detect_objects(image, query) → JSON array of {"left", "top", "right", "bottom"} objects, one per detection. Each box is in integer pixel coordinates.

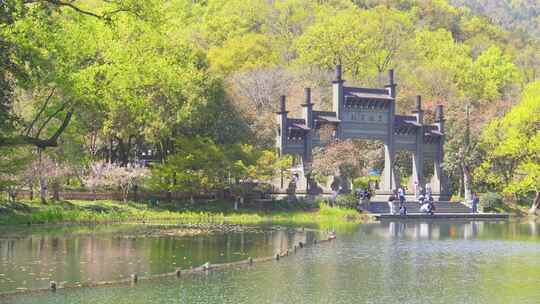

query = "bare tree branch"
[
  {"left": 23, "top": 0, "right": 127, "bottom": 20},
  {"left": 47, "top": 0, "right": 103, "bottom": 18},
  {"left": 0, "top": 111, "right": 73, "bottom": 148},
  {"left": 24, "top": 87, "right": 56, "bottom": 136},
  {"left": 35, "top": 102, "right": 67, "bottom": 138},
  {"left": 229, "top": 67, "right": 294, "bottom": 114}
]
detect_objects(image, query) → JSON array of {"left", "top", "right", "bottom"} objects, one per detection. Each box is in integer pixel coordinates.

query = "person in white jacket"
[{"left": 388, "top": 195, "right": 395, "bottom": 215}]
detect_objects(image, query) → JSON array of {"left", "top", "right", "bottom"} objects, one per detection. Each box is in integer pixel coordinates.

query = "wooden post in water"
[
  {"left": 50, "top": 281, "right": 57, "bottom": 292},
  {"left": 175, "top": 268, "right": 181, "bottom": 278},
  {"left": 248, "top": 257, "right": 253, "bottom": 265},
  {"left": 299, "top": 241, "right": 303, "bottom": 248},
  {"left": 131, "top": 274, "right": 138, "bottom": 284},
  {"left": 275, "top": 253, "right": 280, "bottom": 261}
]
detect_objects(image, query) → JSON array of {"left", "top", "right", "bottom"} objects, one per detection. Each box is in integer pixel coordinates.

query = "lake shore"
[{"left": 0, "top": 199, "right": 370, "bottom": 226}]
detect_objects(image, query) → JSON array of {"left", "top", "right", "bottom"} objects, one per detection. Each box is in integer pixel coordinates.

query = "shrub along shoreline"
[{"left": 0, "top": 199, "right": 368, "bottom": 226}]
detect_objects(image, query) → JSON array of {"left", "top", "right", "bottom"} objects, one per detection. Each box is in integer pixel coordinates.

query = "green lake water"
[{"left": 1, "top": 220, "right": 540, "bottom": 303}]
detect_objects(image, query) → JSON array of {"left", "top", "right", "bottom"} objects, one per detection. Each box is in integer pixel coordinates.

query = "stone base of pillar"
[
  {"left": 431, "top": 192, "right": 452, "bottom": 201},
  {"left": 372, "top": 190, "right": 395, "bottom": 202},
  {"left": 379, "top": 170, "right": 399, "bottom": 193}
]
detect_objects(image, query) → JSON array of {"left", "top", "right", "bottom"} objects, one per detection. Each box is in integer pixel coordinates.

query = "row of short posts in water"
[{"left": 47, "top": 233, "right": 336, "bottom": 291}]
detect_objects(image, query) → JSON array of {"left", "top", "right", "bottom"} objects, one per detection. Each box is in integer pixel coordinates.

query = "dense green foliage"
[
  {"left": 477, "top": 82, "right": 540, "bottom": 213},
  {"left": 1, "top": 0, "right": 539, "bottom": 212}
]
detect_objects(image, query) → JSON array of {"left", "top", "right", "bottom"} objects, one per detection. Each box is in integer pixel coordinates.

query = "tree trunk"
[
  {"left": 109, "top": 137, "right": 114, "bottom": 164},
  {"left": 462, "top": 104, "right": 472, "bottom": 202},
  {"left": 118, "top": 137, "right": 127, "bottom": 166},
  {"left": 463, "top": 164, "right": 472, "bottom": 202},
  {"left": 52, "top": 181, "right": 60, "bottom": 201},
  {"left": 122, "top": 187, "right": 128, "bottom": 203},
  {"left": 9, "top": 190, "right": 16, "bottom": 203},
  {"left": 458, "top": 170, "right": 464, "bottom": 198},
  {"left": 133, "top": 184, "right": 138, "bottom": 202},
  {"left": 38, "top": 149, "right": 47, "bottom": 204},
  {"left": 528, "top": 191, "right": 540, "bottom": 215},
  {"left": 377, "top": 69, "right": 384, "bottom": 87},
  {"left": 127, "top": 135, "right": 133, "bottom": 164},
  {"left": 29, "top": 184, "right": 34, "bottom": 200},
  {"left": 39, "top": 176, "right": 47, "bottom": 204},
  {"left": 159, "top": 140, "right": 166, "bottom": 163}
]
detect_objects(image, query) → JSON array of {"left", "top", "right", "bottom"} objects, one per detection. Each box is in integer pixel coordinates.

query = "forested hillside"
[
  {"left": 451, "top": 0, "right": 540, "bottom": 39},
  {"left": 1, "top": 0, "right": 539, "bottom": 211}
]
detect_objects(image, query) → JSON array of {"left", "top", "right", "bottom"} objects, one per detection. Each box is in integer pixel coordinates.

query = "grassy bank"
[{"left": 0, "top": 199, "right": 368, "bottom": 226}]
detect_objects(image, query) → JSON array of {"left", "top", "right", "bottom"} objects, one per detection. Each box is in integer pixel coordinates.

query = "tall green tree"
[
  {"left": 295, "top": 5, "right": 413, "bottom": 80},
  {"left": 477, "top": 82, "right": 540, "bottom": 213}
]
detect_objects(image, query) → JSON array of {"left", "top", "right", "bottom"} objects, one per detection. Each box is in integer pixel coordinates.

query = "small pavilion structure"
[{"left": 276, "top": 65, "right": 449, "bottom": 200}]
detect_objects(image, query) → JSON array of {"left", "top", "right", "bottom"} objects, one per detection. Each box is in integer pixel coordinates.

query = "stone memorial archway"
[{"left": 276, "top": 65, "right": 450, "bottom": 200}]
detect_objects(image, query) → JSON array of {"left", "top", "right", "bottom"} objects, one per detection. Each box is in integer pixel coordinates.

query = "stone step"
[
  {"left": 368, "top": 205, "right": 470, "bottom": 209},
  {"left": 369, "top": 208, "right": 470, "bottom": 211},
  {"left": 363, "top": 201, "right": 471, "bottom": 214},
  {"left": 375, "top": 213, "right": 509, "bottom": 220},
  {"left": 368, "top": 206, "right": 471, "bottom": 210},
  {"left": 370, "top": 210, "right": 471, "bottom": 214},
  {"left": 369, "top": 205, "right": 471, "bottom": 209}
]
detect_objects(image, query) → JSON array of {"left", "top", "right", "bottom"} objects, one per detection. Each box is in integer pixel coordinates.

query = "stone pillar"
[
  {"left": 332, "top": 65, "right": 344, "bottom": 138},
  {"left": 276, "top": 95, "right": 288, "bottom": 156},
  {"left": 381, "top": 69, "right": 397, "bottom": 192},
  {"left": 431, "top": 105, "right": 447, "bottom": 198},
  {"left": 413, "top": 95, "right": 423, "bottom": 125},
  {"left": 411, "top": 95, "right": 424, "bottom": 194},
  {"left": 380, "top": 144, "right": 398, "bottom": 192},
  {"left": 302, "top": 88, "right": 313, "bottom": 163},
  {"left": 302, "top": 88, "right": 314, "bottom": 192}
]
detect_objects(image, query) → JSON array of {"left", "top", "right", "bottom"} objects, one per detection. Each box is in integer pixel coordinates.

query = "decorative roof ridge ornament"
[
  {"left": 276, "top": 95, "right": 288, "bottom": 114},
  {"left": 333, "top": 64, "right": 344, "bottom": 83},
  {"left": 412, "top": 95, "right": 423, "bottom": 113},
  {"left": 435, "top": 104, "right": 444, "bottom": 122},
  {"left": 384, "top": 69, "right": 397, "bottom": 99},
  {"left": 301, "top": 87, "right": 313, "bottom": 107}
]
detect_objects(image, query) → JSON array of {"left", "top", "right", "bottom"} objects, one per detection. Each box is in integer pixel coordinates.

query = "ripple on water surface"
[{"left": 1, "top": 220, "right": 540, "bottom": 304}]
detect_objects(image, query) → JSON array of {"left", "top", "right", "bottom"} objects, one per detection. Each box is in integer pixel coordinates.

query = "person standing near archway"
[
  {"left": 398, "top": 186, "right": 406, "bottom": 215},
  {"left": 471, "top": 193, "right": 479, "bottom": 214},
  {"left": 425, "top": 183, "right": 432, "bottom": 198},
  {"left": 388, "top": 194, "right": 395, "bottom": 215}
]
